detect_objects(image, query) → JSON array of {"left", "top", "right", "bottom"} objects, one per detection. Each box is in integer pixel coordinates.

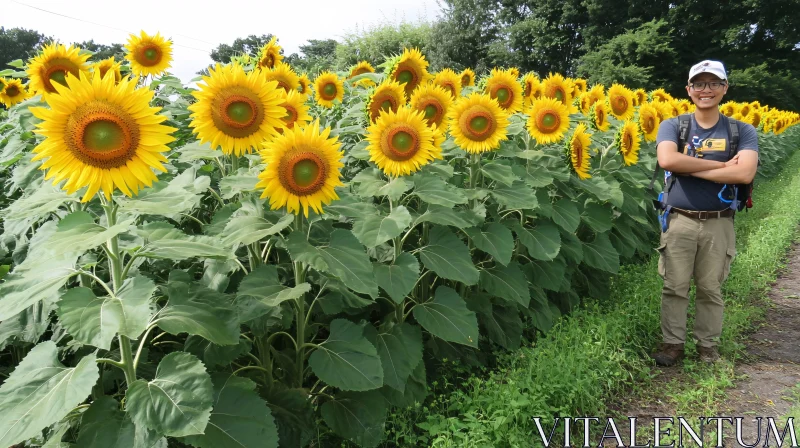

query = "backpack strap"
[
  {"left": 727, "top": 115, "right": 740, "bottom": 156},
  {"left": 648, "top": 114, "right": 693, "bottom": 191}
]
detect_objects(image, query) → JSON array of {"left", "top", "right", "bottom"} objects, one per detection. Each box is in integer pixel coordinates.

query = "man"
[{"left": 651, "top": 60, "right": 759, "bottom": 366}]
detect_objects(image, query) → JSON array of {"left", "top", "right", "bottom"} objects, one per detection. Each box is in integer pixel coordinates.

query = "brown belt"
[{"left": 670, "top": 207, "right": 735, "bottom": 220}]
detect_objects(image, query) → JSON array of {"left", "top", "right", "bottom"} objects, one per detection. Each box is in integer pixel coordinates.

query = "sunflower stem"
[
  {"left": 231, "top": 153, "right": 240, "bottom": 173},
  {"left": 103, "top": 202, "right": 138, "bottom": 387},
  {"left": 293, "top": 213, "right": 308, "bottom": 388}
]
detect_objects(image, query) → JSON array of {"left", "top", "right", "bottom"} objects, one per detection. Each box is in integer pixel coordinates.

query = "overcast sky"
[{"left": 4, "top": 0, "right": 441, "bottom": 82}]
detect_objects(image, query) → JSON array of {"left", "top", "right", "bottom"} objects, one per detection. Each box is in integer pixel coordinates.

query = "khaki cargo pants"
[{"left": 657, "top": 213, "right": 736, "bottom": 348}]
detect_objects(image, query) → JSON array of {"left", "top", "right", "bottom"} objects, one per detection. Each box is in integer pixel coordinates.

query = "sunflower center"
[
  {"left": 624, "top": 134, "right": 633, "bottom": 154},
  {"left": 42, "top": 58, "right": 81, "bottom": 93},
  {"left": 351, "top": 67, "right": 370, "bottom": 77},
  {"left": 137, "top": 45, "right": 162, "bottom": 67},
  {"left": 280, "top": 149, "right": 328, "bottom": 196},
  {"left": 613, "top": 97, "right": 628, "bottom": 115},
  {"left": 459, "top": 107, "right": 497, "bottom": 142},
  {"left": 49, "top": 70, "right": 68, "bottom": 87},
  {"left": 397, "top": 70, "right": 413, "bottom": 84},
  {"left": 211, "top": 88, "right": 265, "bottom": 138},
  {"left": 5, "top": 85, "right": 20, "bottom": 97},
  {"left": 524, "top": 83, "right": 532, "bottom": 97},
  {"left": 65, "top": 101, "right": 140, "bottom": 169},
  {"left": 496, "top": 88, "right": 510, "bottom": 105},
  {"left": 383, "top": 125, "right": 421, "bottom": 161},
  {"left": 282, "top": 105, "right": 298, "bottom": 129},
  {"left": 424, "top": 104, "right": 438, "bottom": 119},
  {"left": 555, "top": 89, "right": 564, "bottom": 102},
  {"left": 537, "top": 111, "right": 560, "bottom": 133},
  {"left": 419, "top": 100, "right": 444, "bottom": 126},
  {"left": 321, "top": 83, "right": 338, "bottom": 100},
  {"left": 381, "top": 100, "right": 393, "bottom": 111},
  {"left": 461, "top": 75, "right": 470, "bottom": 86},
  {"left": 573, "top": 141, "right": 583, "bottom": 166},
  {"left": 646, "top": 117, "right": 655, "bottom": 132},
  {"left": 443, "top": 83, "right": 456, "bottom": 97}
]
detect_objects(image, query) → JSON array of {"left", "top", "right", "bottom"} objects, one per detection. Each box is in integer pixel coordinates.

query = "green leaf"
[
  {"left": 523, "top": 258, "right": 567, "bottom": 291},
  {"left": 412, "top": 286, "right": 478, "bottom": 347},
  {"left": 321, "top": 391, "right": 387, "bottom": 448},
  {"left": 183, "top": 374, "right": 279, "bottom": 448},
  {"left": 156, "top": 271, "right": 239, "bottom": 345},
  {"left": 491, "top": 181, "right": 539, "bottom": 209},
  {"left": 0, "top": 185, "right": 77, "bottom": 221},
  {"left": 0, "top": 342, "right": 99, "bottom": 447},
  {"left": 550, "top": 198, "right": 581, "bottom": 232},
  {"left": 351, "top": 168, "right": 387, "bottom": 197},
  {"left": 76, "top": 396, "right": 164, "bottom": 448},
  {"left": 380, "top": 360, "right": 428, "bottom": 408},
  {"left": 481, "top": 162, "right": 519, "bottom": 187},
  {"left": 413, "top": 204, "right": 483, "bottom": 229},
  {"left": 351, "top": 206, "right": 412, "bottom": 248},
  {"left": 318, "top": 230, "right": 380, "bottom": 297},
  {"left": 377, "top": 176, "right": 412, "bottom": 202},
  {"left": 219, "top": 170, "right": 260, "bottom": 199},
  {"left": 0, "top": 256, "right": 76, "bottom": 321},
  {"left": 176, "top": 141, "right": 222, "bottom": 163},
  {"left": 466, "top": 294, "right": 522, "bottom": 350},
  {"left": 411, "top": 172, "right": 468, "bottom": 207},
  {"left": 222, "top": 214, "right": 294, "bottom": 247},
  {"left": 308, "top": 319, "right": 383, "bottom": 391},
  {"left": 137, "top": 222, "right": 232, "bottom": 260},
  {"left": 116, "top": 168, "right": 211, "bottom": 218},
  {"left": 479, "top": 262, "right": 530, "bottom": 307},
  {"left": 512, "top": 221, "right": 561, "bottom": 261},
  {"left": 581, "top": 202, "right": 614, "bottom": 233},
  {"left": 57, "top": 277, "right": 155, "bottom": 350},
  {"left": 464, "top": 223, "right": 514, "bottom": 266},
  {"left": 184, "top": 336, "right": 252, "bottom": 368},
  {"left": 419, "top": 226, "right": 479, "bottom": 285},
  {"left": 515, "top": 163, "right": 555, "bottom": 188},
  {"left": 370, "top": 323, "right": 423, "bottom": 392},
  {"left": 285, "top": 232, "right": 328, "bottom": 272},
  {"left": 236, "top": 265, "right": 310, "bottom": 309},
  {"left": 559, "top": 230, "right": 584, "bottom": 263},
  {"left": 324, "top": 190, "right": 378, "bottom": 219},
  {"left": 48, "top": 211, "right": 133, "bottom": 258},
  {"left": 126, "top": 352, "right": 213, "bottom": 437},
  {"left": 535, "top": 189, "right": 554, "bottom": 218},
  {"left": 373, "top": 252, "right": 420, "bottom": 304},
  {"left": 582, "top": 233, "right": 620, "bottom": 274}
]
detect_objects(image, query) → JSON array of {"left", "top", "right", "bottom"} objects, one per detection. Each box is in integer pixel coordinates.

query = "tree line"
[{"left": 2, "top": 0, "right": 798, "bottom": 110}]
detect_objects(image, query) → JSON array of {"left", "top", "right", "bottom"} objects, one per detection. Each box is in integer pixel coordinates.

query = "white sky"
[{"left": 3, "top": 0, "right": 441, "bottom": 83}]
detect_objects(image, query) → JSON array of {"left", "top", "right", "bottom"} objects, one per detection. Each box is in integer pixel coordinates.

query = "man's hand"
[
  {"left": 691, "top": 150, "right": 758, "bottom": 184},
  {"left": 725, "top": 154, "right": 740, "bottom": 167}
]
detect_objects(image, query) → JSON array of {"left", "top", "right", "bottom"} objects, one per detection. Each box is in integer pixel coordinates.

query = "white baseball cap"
[{"left": 688, "top": 60, "right": 727, "bottom": 82}]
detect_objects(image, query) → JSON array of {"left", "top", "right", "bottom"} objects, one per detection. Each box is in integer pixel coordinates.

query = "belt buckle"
[{"left": 697, "top": 211, "right": 708, "bottom": 221}]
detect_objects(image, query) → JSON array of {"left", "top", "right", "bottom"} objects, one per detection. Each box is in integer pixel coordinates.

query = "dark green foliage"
[
  {"left": 210, "top": 34, "right": 275, "bottom": 63},
  {"left": 76, "top": 40, "right": 125, "bottom": 62},
  {"left": 0, "top": 27, "right": 50, "bottom": 70}
]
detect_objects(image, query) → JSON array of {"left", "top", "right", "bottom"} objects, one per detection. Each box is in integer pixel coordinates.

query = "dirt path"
[{"left": 601, "top": 242, "right": 800, "bottom": 447}]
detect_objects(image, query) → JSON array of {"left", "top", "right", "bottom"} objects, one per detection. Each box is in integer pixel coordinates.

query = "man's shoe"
[
  {"left": 697, "top": 345, "right": 720, "bottom": 363},
  {"left": 651, "top": 343, "right": 685, "bottom": 367}
]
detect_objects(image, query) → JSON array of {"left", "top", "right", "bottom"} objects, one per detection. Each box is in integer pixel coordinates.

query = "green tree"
[
  {"left": 284, "top": 39, "right": 337, "bottom": 75},
  {"left": 334, "top": 21, "right": 433, "bottom": 72},
  {"left": 0, "top": 27, "right": 50, "bottom": 69},
  {"left": 76, "top": 40, "right": 125, "bottom": 62},
  {"left": 210, "top": 34, "right": 275, "bottom": 63},
  {"left": 426, "top": 0, "right": 501, "bottom": 73}
]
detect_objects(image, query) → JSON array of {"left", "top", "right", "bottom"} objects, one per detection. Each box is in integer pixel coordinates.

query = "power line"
[{"left": 8, "top": 0, "right": 213, "bottom": 54}]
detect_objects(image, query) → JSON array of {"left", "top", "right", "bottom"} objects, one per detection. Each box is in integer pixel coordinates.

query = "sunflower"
[
  {"left": 279, "top": 89, "right": 312, "bottom": 132},
  {"left": 484, "top": 68, "right": 523, "bottom": 113},
  {"left": 298, "top": 73, "right": 311, "bottom": 96},
  {"left": 348, "top": 61, "right": 376, "bottom": 88},
  {"left": 0, "top": 77, "right": 5, "bottom": 94},
  {"left": 589, "top": 101, "right": 611, "bottom": 132},
  {"left": 264, "top": 62, "right": 300, "bottom": 94},
  {"left": 522, "top": 73, "right": 541, "bottom": 105},
  {"left": 30, "top": 71, "right": 175, "bottom": 202},
  {"left": 739, "top": 103, "right": 752, "bottom": 118},
  {"left": 541, "top": 73, "right": 573, "bottom": 107},
  {"left": 410, "top": 83, "right": 453, "bottom": 127},
  {"left": 256, "top": 121, "right": 344, "bottom": 217},
  {"left": 772, "top": 118, "right": 787, "bottom": 135},
  {"left": 27, "top": 43, "right": 89, "bottom": 96},
  {"left": 617, "top": 121, "right": 641, "bottom": 166},
  {"left": 188, "top": 63, "right": 286, "bottom": 156},
  {"left": 586, "top": 84, "right": 605, "bottom": 109},
  {"left": 385, "top": 48, "right": 430, "bottom": 97},
  {"left": 313, "top": 71, "right": 344, "bottom": 108},
  {"left": 433, "top": 68, "right": 462, "bottom": 99},
  {"left": 460, "top": 68, "right": 476, "bottom": 88},
  {"left": 526, "top": 97, "right": 570, "bottom": 145},
  {"left": 124, "top": 31, "right": 172, "bottom": 77},
  {"left": 633, "top": 88, "right": 647, "bottom": 106},
  {"left": 650, "top": 88, "right": 673, "bottom": 103},
  {"left": 667, "top": 100, "right": 681, "bottom": 118},
  {"left": 447, "top": 92, "right": 510, "bottom": 154},
  {"left": 606, "top": 84, "right": 635, "bottom": 121},
  {"left": 365, "top": 81, "right": 407, "bottom": 123},
  {"left": 748, "top": 109, "right": 762, "bottom": 128},
  {"left": 577, "top": 93, "right": 593, "bottom": 115},
  {"left": 638, "top": 102, "right": 660, "bottom": 142},
  {"left": 92, "top": 57, "right": 122, "bottom": 84},
  {"left": 257, "top": 36, "right": 283, "bottom": 70},
  {"left": 719, "top": 101, "right": 738, "bottom": 117},
  {"left": 366, "top": 107, "right": 442, "bottom": 177},
  {"left": 572, "top": 78, "right": 588, "bottom": 95},
  {"left": 565, "top": 123, "right": 592, "bottom": 180},
  {"left": 509, "top": 67, "right": 520, "bottom": 79},
  {"left": 0, "top": 78, "right": 32, "bottom": 107},
  {"left": 676, "top": 99, "right": 693, "bottom": 114}
]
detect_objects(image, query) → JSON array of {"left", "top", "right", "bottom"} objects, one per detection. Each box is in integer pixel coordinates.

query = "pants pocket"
[
  {"left": 720, "top": 247, "right": 736, "bottom": 283},
  {"left": 657, "top": 243, "right": 668, "bottom": 279}
]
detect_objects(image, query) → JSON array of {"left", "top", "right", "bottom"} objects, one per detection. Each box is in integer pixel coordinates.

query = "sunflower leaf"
[
  {"left": 222, "top": 214, "right": 294, "bottom": 247},
  {"left": 351, "top": 206, "right": 412, "bottom": 248},
  {"left": 308, "top": 319, "right": 383, "bottom": 391},
  {"left": 116, "top": 168, "right": 210, "bottom": 218},
  {"left": 581, "top": 201, "right": 614, "bottom": 233},
  {"left": 320, "top": 390, "right": 387, "bottom": 448},
  {"left": 582, "top": 232, "right": 620, "bottom": 274},
  {"left": 550, "top": 198, "right": 581, "bottom": 233},
  {"left": 219, "top": 168, "right": 260, "bottom": 199},
  {"left": 511, "top": 221, "right": 561, "bottom": 261},
  {"left": 411, "top": 172, "right": 468, "bottom": 207},
  {"left": 48, "top": 211, "right": 134, "bottom": 258},
  {"left": 374, "top": 252, "right": 420, "bottom": 304},
  {"left": 413, "top": 204, "right": 483, "bottom": 229},
  {"left": 418, "top": 226, "right": 479, "bottom": 285},
  {"left": 76, "top": 396, "right": 165, "bottom": 448},
  {"left": 479, "top": 262, "right": 530, "bottom": 307},
  {"left": 463, "top": 223, "right": 514, "bottom": 266},
  {"left": 480, "top": 161, "right": 519, "bottom": 187},
  {"left": 412, "top": 286, "right": 478, "bottom": 347},
  {"left": 137, "top": 222, "right": 233, "bottom": 260},
  {"left": 491, "top": 181, "right": 539, "bottom": 210}
]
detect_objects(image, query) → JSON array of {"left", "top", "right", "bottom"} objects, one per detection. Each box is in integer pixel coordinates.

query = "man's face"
[{"left": 686, "top": 73, "right": 728, "bottom": 110}]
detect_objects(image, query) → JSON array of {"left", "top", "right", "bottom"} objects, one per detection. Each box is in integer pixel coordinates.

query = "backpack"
[{"left": 649, "top": 113, "right": 753, "bottom": 212}]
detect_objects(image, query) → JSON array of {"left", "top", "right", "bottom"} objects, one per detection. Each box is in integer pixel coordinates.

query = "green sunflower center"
[
  {"left": 212, "top": 89, "right": 265, "bottom": 138},
  {"left": 383, "top": 126, "right": 421, "bottom": 161},
  {"left": 83, "top": 120, "right": 125, "bottom": 152},
  {"left": 496, "top": 88, "right": 510, "bottom": 104},
  {"left": 5, "top": 85, "right": 20, "bottom": 97},
  {"left": 470, "top": 116, "right": 489, "bottom": 132},
  {"left": 460, "top": 107, "right": 497, "bottom": 142},
  {"left": 555, "top": 90, "right": 564, "bottom": 102},
  {"left": 391, "top": 131, "right": 414, "bottom": 153},
  {"left": 293, "top": 159, "right": 321, "bottom": 188},
  {"left": 144, "top": 48, "right": 159, "bottom": 62},
  {"left": 542, "top": 113, "right": 557, "bottom": 129},
  {"left": 381, "top": 100, "right": 393, "bottom": 111},
  {"left": 323, "top": 83, "right": 337, "bottom": 98},
  {"left": 227, "top": 101, "right": 255, "bottom": 125},
  {"left": 281, "top": 150, "right": 328, "bottom": 196},
  {"left": 424, "top": 104, "right": 438, "bottom": 119},
  {"left": 137, "top": 45, "right": 162, "bottom": 67},
  {"left": 49, "top": 70, "right": 68, "bottom": 87},
  {"left": 397, "top": 70, "right": 413, "bottom": 84}
]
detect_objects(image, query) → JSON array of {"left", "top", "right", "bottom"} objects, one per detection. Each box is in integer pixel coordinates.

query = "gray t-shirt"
[{"left": 656, "top": 114, "right": 758, "bottom": 211}]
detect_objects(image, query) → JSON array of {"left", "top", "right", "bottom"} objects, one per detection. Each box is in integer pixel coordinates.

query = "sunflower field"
[{"left": 0, "top": 33, "right": 798, "bottom": 448}]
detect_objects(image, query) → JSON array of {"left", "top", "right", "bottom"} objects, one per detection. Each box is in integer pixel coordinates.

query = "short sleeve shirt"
[{"left": 656, "top": 114, "right": 758, "bottom": 211}]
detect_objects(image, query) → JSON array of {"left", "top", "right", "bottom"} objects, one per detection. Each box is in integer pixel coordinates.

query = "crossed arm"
[{"left": 656, "top": 141, "right": 759, "bottom": 184}]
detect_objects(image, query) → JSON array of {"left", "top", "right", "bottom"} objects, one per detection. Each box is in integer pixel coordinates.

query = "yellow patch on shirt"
[{"left": 701, "top": 138, "right": 727, "bottom": 152}]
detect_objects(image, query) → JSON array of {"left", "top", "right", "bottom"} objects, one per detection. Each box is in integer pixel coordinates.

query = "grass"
[{"left": 382, "top": 147, "right": 800, "bottom": 447}]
